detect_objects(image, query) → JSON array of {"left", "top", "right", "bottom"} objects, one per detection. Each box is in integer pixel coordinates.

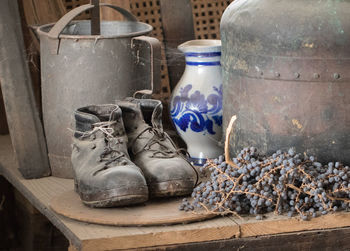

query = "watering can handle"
[
  {"left": 132, "top": 36, "right": 162, "bottom": 98},
  {"left": 47, "top": 3, "right": 137, "bottom": 39}
]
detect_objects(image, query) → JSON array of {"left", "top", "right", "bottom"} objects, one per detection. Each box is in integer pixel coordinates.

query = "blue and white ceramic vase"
[{"left": 170, "top": 40, "right": 223, "bottom": 166}]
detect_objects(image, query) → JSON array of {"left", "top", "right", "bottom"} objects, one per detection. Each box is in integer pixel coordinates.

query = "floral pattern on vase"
[{"left": 171, "top": 84, "right": 222, "bottom": 135}]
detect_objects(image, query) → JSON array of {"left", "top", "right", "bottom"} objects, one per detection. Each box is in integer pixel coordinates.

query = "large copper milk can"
[
  {"left": 221, "top": 0, "right": 350, "bottom": 163},
  {"left": 36, "top": 3, "right": 161, "bottom": 178}
]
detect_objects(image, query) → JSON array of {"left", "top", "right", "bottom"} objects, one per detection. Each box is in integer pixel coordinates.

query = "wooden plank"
[
  {"left": 14, "top": 189, "right": 40, "bottom": 215},
  {"left": 0, "top": 135, "right": 239, "bottom": 250},
  {"left": 17, "top": 0, "right": 42, "bottom": 112},
  {"left": 50, "top": 190, "right": 216, "bottom": 226},
  {"left": 231, "top": 211, "right": 350, "bottom": 238},
  {"left": 69, "top": 245, "right": 79, "bottom": 251},
  {"left": 100, "top": 0, "right": 130, "bottom": 21},
  {"left": 0, "top": 0, "right": 50, "bottom": 179},
  {"left": 0, "top": 176, "right": 17, "bottom": 249},
  {"left": 21, "top": 0, "right": 66, "bottom": 25},
  {"left": 140, "top": 227, "right": 350, "bottom": 251},
  {"left": 14, "top": 191, "right": 69, "bottom": 251},
  {"left": 0, "top": 136, "right": 80, "bottom": 247},
  {"left": 4, "top": 134, "right": 350, "bottom": 250},
  {"left": 79, "top": 221, "right": 239, "bottom": 251},
  {"left": 0, "top": 86, "right": 8, "bottom": 135},
  {"left": 160, "top": 0, "right": 195, "bottom": 91},
  {"left": 20, "top": 0, "right": 67, "bottom": 51}
]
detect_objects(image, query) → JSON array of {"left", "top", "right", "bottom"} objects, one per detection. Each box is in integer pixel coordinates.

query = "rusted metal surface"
[
  {"left": 221, "top": 0, "right": 350, "bottom": 163},
  {"left": 0, "top": 0, "right": 51, "bottom": 178},
  {"left": 37, "top": 5, "right": 161, "bottom": 178}
]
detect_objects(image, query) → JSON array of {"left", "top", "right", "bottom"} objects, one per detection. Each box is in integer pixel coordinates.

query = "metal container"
[
  {"left": 221, "top": 0, "right": 350, "bottom": 163},
  {"left": 37, "top": 4, "right": 161, "bottom": 178}
]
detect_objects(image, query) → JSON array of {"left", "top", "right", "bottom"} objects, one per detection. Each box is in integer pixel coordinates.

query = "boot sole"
[
  {"left": 75, "top": 182, "right": 148, "bottom": 208},
  {"left": 149, "top": 179, "right": 195, "bottom": 198},
  {"left": 81, "top": 193, "right": 148, "bottom": 208}
]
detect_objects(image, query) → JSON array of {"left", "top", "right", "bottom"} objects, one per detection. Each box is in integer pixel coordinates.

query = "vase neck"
[
  {"left": 178, "top": 39, "right": 222, "bottom": 66},
  {"left": 184, "top": 52, "right": 221, "bottom": 66}
]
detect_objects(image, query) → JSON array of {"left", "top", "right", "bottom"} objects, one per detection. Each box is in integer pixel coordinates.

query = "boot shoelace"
[
  {"left": 77, "top": 121, "right": 128, "bottom": 175},
  {"left": 131, "top": 126, "right": 181, "bottom": 158},
  {"left": 131, "top": 125, "right": 199, "bottom": 186}
]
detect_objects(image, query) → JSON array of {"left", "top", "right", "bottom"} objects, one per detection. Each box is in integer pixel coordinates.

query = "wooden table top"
[{"left": 2, "top": 134, "right": 350, "bottom": 250}]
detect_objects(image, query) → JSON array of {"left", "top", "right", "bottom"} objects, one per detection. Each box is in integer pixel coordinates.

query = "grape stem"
[{"left": 225, "top": 115, "right": 237, "bottom": 168}]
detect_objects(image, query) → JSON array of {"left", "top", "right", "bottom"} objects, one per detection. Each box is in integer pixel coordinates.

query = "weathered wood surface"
[
  {"left": 20, "top": 0, "right": 67, "bottom": 51},
  {"left": 50, "top": 190, "right": 216, "bottom": 226},
  {"left": 0, "top": 176, "right": 17, "bottom": 249},
  {"left": 0, "top": 0, "right": 50, "bottom": 179},
  {"left": 17, "top": 0, "right": 42, "bottom": 112},
  {"left": 0, "top": 135, "right": 239, "bottom": 250},
  {"left": 231, "top": 212, "right": 350, "bottom": 238},
  {"left": 0, "top": 87, "right": 8, "bottom": 135},
  {"left": 160, "top": 0, "right": 195, "bottom": 91},
  {"left": 20, "top": 0, "right": 66, "bottom": 25},
  {"left": 3, "top": 134, "right": 350, "bottom": 250},
  {"left": 14, "top": 189, "right": 69, "bottom": 251},
  {"left": 100, "top": 0, "right": 131, "bottom": 20},
  {"left": 142, "top": 227, "right": 350, "bottom": 251}
]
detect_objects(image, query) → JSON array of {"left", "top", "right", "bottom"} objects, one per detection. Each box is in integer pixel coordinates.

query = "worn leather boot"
[
  {"left": 71, "top": 104, "right": 148, "bottom": 207},
  {"left": 116, "top": 98, "right": 198, "bottom": 197}
]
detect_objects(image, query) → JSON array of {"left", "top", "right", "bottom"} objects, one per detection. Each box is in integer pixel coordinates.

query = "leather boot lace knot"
[
  {"left": 132, "top": 126, "right": 185, "bottom": 158},
  {"left": 77, "top": 121, "right": 127, "bottom": 175}
]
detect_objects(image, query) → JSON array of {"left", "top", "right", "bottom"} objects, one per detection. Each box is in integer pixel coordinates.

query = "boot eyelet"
[
  {"left": 90, "top": 134, "right": 96, "bottom": 140},
  {"left": 91, "top": 144, "right": 96, "bottom": 150}
]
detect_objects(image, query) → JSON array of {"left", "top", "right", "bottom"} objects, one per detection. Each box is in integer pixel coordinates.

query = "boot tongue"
[
  {"left": 75, "top": 105, "right": 120, "bottom": 133},
  {"left": 117, "top": 101, "right": 145, "bottom": 134},
  {"left": 149, "top": 102, "right": 163, "bottom": 130},
  {"left": 123, "top": 98, "right": 163, "bottom": 130}
]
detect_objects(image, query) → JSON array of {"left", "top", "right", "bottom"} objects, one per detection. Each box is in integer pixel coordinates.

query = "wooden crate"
[
  {"left": 191, "top": 0, "right": 233, "bottom": 39},
  {"left": 62, "top": 0, "right": 91, "bottom": 19}
]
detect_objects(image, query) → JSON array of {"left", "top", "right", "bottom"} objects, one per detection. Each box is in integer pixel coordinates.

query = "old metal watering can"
[{"left": 36, "top": 1, "right": 161, "bottom": 178}]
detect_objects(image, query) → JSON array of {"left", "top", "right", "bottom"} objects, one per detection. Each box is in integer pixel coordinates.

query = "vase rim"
[{"left": 178, "top": 39, "right": 221, "bottom": 52}]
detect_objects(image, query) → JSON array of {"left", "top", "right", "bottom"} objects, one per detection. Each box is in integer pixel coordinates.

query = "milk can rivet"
[
  {"left": 334, "top": 73, "right": 340, "bottom": 79},
  {"left": 275, "top": 72, "right": 280, "bottom": 78},
  {"left": 313, "top": 73, "right": 320, "bottom": 79},
  {"left": 294, "top": 73, "right": 300, "bottom": 79}
]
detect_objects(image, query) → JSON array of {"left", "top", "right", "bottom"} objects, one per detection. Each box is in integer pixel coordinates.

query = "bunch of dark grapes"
[{"left": 180, "top": 147, "right": 350, "bottom": 220}]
